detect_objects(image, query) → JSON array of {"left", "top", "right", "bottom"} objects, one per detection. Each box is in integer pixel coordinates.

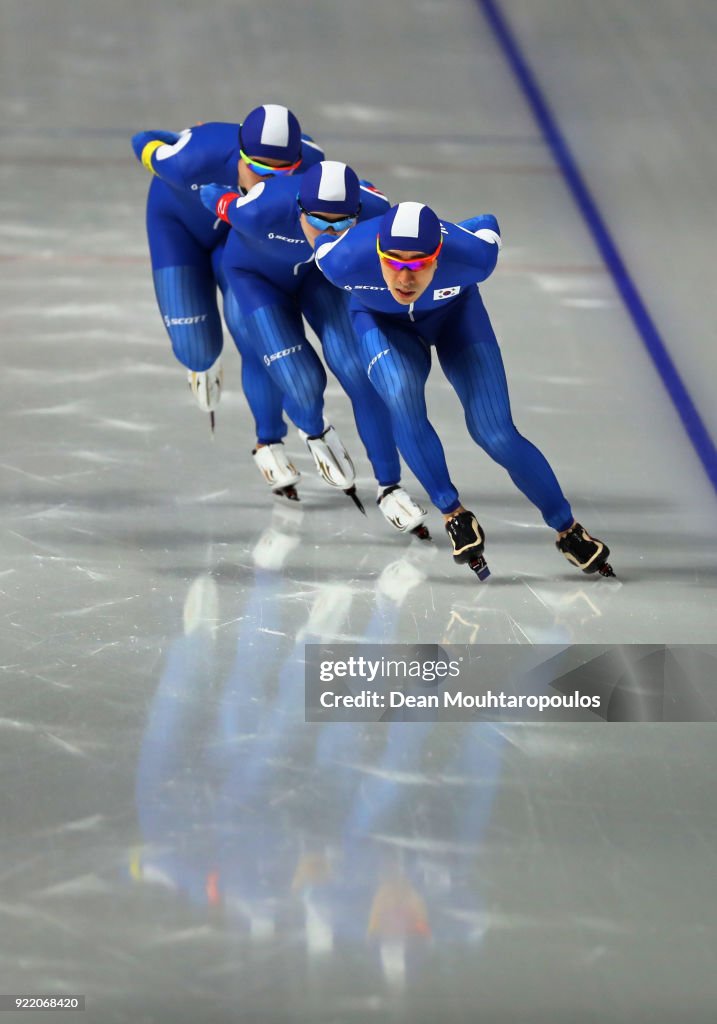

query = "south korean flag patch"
[{"left": 433, "top": 285, "right": 461, "bottom": 301}]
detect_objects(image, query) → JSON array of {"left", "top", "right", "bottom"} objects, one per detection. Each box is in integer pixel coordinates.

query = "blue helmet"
[
  {"left": 298, "top": 161, "right": 361, "bottom": 215},
  {"left": 378, "top": 202, "right": 442, "bottom": 253},
  {"left": 240, "top": 104, "right": 302, "bottom": 163}
]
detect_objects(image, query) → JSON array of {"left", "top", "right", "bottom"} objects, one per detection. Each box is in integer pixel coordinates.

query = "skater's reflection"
[
  {"left": 130, "top": 506, "right": 321, "bottom": 904},
  {"left": 129, "top": 504, "right": 362, "bottom": 905},
  {"left": 293, "top": 717, "right": 505, "bottom": 989},
  {"left": 129, "top": 516, "right": 506, "bottom": 1004},
  {"left": 441, "top": 571, "right": 621, "bottom": 645}
]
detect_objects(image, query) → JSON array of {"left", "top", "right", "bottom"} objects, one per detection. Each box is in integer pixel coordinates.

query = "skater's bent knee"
[{"left": 473, "top": 426, "right": 522, "bottom": 462}]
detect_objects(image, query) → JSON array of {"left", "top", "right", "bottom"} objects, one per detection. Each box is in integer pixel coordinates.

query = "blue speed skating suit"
[
  {"left": 131, "top": 120, "right": 323, "bottom": 444},
  {"left": 314, "top": 214, "right": 573, "bottom": 529},
  {"left": 206, "top": 177, "right": 405, "bottom": 488}
]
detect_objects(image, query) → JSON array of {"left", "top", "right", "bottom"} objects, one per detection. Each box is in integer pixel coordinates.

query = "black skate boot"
[
  {"left": 445, "top": 510, "right": 490, "bottom": 581},
  {"left": 556, "top": 522, "right": 615, "bottom": 577}
]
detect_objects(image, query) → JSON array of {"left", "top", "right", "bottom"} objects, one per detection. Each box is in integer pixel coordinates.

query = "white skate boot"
[
  {"left": 187, "top": 356, "right": 223, "bottom": 433},
  {"left": 252, "top": 443, "right": 301, "bottom": 501},
  {"left": 298, "top": 424, "right": 365, "bottom": 513},
  {"left": 377, "top": 485, "right": 431, "bottom": 540}
]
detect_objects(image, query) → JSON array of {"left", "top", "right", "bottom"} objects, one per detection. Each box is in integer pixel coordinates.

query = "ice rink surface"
[{"left": 1, "top": 1, "right": 716, "bottom": 1021}]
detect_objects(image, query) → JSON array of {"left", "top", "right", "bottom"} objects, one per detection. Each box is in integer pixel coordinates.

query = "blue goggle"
[{"left": 297, "top": 199, "right": 360, "bottom": 234}]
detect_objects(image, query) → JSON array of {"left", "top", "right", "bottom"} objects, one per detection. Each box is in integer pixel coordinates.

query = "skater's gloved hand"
[
  {"left": 131, "top": 130, "right": 181, "bottom": 164},
  {"left": 200, "top": 183, "right": 239, "bottom": 220},
  {"left": 458, "top": 214, "right": 501, "bottom": 241}
]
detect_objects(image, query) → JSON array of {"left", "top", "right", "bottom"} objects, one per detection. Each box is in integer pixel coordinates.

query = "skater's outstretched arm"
[
  {"left": 130, "top": 126, "right": 207, "bottom": 190},
  {"left": 199, "top": 180, "right": 299, "bottom": 241}
]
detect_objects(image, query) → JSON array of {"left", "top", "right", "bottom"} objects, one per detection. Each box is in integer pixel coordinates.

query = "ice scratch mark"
[
  {"left": 58, "top": 595, "right": 139, "bottom": 617},
  {"left": 11, "top": 401, "right": 90, "bottom": 417},
  {"left": 44, "top": 734, "right": 88, "bottom": 758},
  {"left": 145, "top": 927, "right": 217, "bottom": 947},
  {"left": 87, "top": 641, "right": 121, "bottom": 656},
  {"left": 22, "top": 504, "right": 99, "bottom": 521},
  {"left": 37, "top": 875, "right": 112, "bottom": 898},
  {"left": 95, "top": 418, "right": 157, "bottom": 433},
  {"left": 348, "top": 764, "right": 433, "bottom": 785},
  {"left": 0, "top": 718, "right": 35, "bottom": 732},
  {"left": 73, "top": 566, "right": 111, "bottom": 582},
  {"left": 7, "top": 366, "right": 117, "bottom": 383},
  {"left": 372, "top": 833, "right": 481, "bottom": 854},
  {"left": 70, "top": 450, "right": 128, "bottom": 465},
  {"left": 58, "top": 814, "right": 105, "bottom": 833},
  {"left": 1, "top": 463, "right": 69, "bottom": 483},
  {"left": 175, "top": 489, "right": 231, "bottom": 504},
  {"left": 12, "top": 303, "right": 126, "bottom": 318}
]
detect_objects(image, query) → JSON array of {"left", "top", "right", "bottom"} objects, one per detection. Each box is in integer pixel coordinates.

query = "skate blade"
[
  {"left": 344, "top": 486, "right": 366, "bottom": 515},
  {"left": 274, "top": 485, "right": 300, "bottom": 502},
  {"left": 469, "top": 555, "right": 491, "bottom": 582},
  {"left": 597, "top": 561, "right": 616, "bottom": 578},
  {"left": 209, "top": 411, "right": 215, "bottom": 435},
  {"left": 411, "top": 524, "right": 432, "bottom": 541}
]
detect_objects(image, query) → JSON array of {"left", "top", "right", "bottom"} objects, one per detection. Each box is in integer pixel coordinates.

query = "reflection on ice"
[{"left": 130, "top": 570, "right": 507, "bottom": 998}]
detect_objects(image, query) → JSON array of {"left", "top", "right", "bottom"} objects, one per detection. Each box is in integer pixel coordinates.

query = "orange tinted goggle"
[{"left": 376, "top": 236, "right": 443, "bottom": 270}]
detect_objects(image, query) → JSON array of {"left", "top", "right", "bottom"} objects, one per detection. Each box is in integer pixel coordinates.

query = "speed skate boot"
[
  {"left": 188, "top": 355, "right": 223, "bottom": 434},
  {"left": 556, "top": 522, "right": 615, "bottom": 578},
  {"left": 252, "top": 443, "right": 301, "bottom": 501},
  {"left": 377, "top": 485, "right": 431, "bottom": 541},
  {"left": 445, "top": 510, "right": 490, "bottom": 581},
  {"left": 299, "top": 424, "right": 365, "bottom": 514}
]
